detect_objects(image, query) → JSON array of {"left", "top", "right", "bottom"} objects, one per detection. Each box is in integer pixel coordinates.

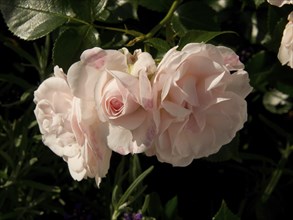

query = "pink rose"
[
  {"left": 146, "top": 43, "right": 252, "bottom": 166},
  {"left": 34, "top": 66, "right": 111, "bottom": 186},
  {"left": 67, "top": 48, "right": 157, "bottom": 155},
  {"left": 267, "top": 0, "right": 293, "bottom": 7},
  {"left": 278, "top": 11, "right": 293, "bottom": 68}
]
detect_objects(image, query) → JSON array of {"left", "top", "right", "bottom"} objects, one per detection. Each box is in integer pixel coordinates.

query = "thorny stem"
[
  {"left": 126, "top": 0, "right": 182, "bottom": 46},
  {"left": 261, "top": 142, "right": 293, "bottom": 203}
]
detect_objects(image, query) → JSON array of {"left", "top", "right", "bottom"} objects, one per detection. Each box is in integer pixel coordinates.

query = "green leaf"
[
  {"left": 114, "top": 157, "right": 126, "bottom": 186},
  {"left": 171, "top": 1, "right": 219, "bottom": 37},
  {"left": 20, "top": 180, "right": 61, "bottom": 193},
  {"left": 0, "top": 74, "right": 33, "bottom": 90},
  {"left": 171, "top": 13, "right": 187, "bottom": 37},
  {"left": 145, "top": 38, "right": 171, "bottom": 58},
  {"left": 276, "top": 81, "right": 293, "bottom": 97},
  {"left": 0, "top": 0, "right": 72, "bottom": 40},
  {"left": 141, "top": 194, "right": 150, "bottom": 214},
  {"left": 266, "top": 3, "right": 290, "bottom": 36},
  {"left": 179, "top": 30, "right": 236, "bottom": 49},
  {"left": 0, "top": 170, "right": 8, "bottom": 179},
  {"left": 0, "top": 34, "right": 39, "bottom": 69},
  {"left": 245, "top": 51, "right": 276, "bottom": 92},
  {"left": 92, "top": 0, "right": 108, "bottom": 19},
  {"left": 53, "top": 25, "right": 100, "bottom": 72},
  {"left": 146, "top": 192, "right": 164, "bottom": 218},
  {"left": 212, "top": 200, "right": 240, "bottom": 220},
  {"left": 29, "top": 157, "right": 38, "bottom": 166},
  {"left": 254, "top": 0, "right": 265, "bottom": 8},
  {"left": 164, "top": 196, "right": 178, "bottom": 220},
  {"left": 145, "top": 38, "right": 171, "bottom": 52},
  {"left": 111, "top": 184, "right": 121, "bottom": 208},
  {"left": 96, "top": 0, "right": 138, "bottom": 23},
  {"left": 129, "top": 154, "right": 142, "bottom": 183},
  {"left": 246, "top": 50, "right": 271, "bottom": 73},
  {"left": 126, "top": 185, "right": 148, "bottom": 206},
  {"left": 1, "top": 90, "right": 33, "bottom": 108},
  {"left": 0, "top": 149, "right": 15, "bottom": 170},
  {"left": 69, "top": 0, "right": 94, "bottom": 23},
  {"left": 206, "top": 0, "right": 233, "bottom": 12},
  {"left": 266, "top": 63, "right": 293, "bottom": 96},
  {"left": 138, "top": 0, "right": 173, "bottom": 12},
  {"left": 262, "top": 17, "right": 287, "bottom": 53},
  {"left": 246, "top": 50, "right": 293, "bottom": 94},
  {"left": 116, "top": 166, "right": 154, "bottom": 209}
]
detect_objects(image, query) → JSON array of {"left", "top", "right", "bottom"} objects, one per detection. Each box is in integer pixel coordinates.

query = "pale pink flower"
[
  {"left": 34, "top": 66, "right": 111, "bottom": 186},
  {"left": 278, "top": 11, "right": 293, "bottom": 68},
  {"left": 146, "top": 43, "right": 252, "bottom": 166},
  {"left": 267, "top": 0, "right": 293, "bottom": 7},
  {"left": 67, "top": 48, "right": 157, "bottom": 155}
]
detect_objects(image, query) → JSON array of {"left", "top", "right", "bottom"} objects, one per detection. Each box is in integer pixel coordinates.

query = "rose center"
[{"left": 109, "top": 98, "right": 123, "bottom": 115}]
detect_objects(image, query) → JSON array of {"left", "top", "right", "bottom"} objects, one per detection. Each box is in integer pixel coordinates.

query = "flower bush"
[{"left": 1, "top": 0, "right": 293, "bottom": 219}]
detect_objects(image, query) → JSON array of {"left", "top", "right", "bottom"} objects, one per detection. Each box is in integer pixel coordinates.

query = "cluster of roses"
[{"left": 34, "top": 43, "right": 252, "bottom": 186}]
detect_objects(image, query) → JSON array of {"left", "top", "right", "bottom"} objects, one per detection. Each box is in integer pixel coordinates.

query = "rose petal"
[
  {"left": 277, "top": 17, "right": 293, "bottom": 68},
  {"left": 107, "top": 124, "right": 146, "bottom": 154},
  {"left": 131, "top": 52, "right": 156, "bottom": 76},
  {"left": 267, "top": 0, "right": 293, "bottom": 7},
  {"left": 217, "top": 46, "right": 244, "bottom": 70},
  {"left": 67, "top": 62, "right": 101, "bottom": 101},
  {"left": 226, "top": 70, "right": 253, "bottom": 97},
  {"left": 67, "top": 154, "right": 86, "bottom": 181},
  {"left": 162, "top": 100, "right": 191, "bottom": 118}
]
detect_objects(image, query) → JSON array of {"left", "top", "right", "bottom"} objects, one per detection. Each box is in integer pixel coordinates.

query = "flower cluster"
[{"left": 34, "top": 43, "right": 252, "bottom": 185}]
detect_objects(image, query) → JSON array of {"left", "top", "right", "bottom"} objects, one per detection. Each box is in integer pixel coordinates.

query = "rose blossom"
[
  {"left": 278, "top": 11, "right": 293, "bottom": 68},
  {"left": 267, "top": 0, "right": 293, "bottom": 7},
  {"left": 34, "top": 66, "right": 112, "bottom": 186},
  {"left": 67, "top": 47, "right": 157, "bottom": 155},
  {"left": 146, "top": 43, "right": 253, "bottom": 166}
]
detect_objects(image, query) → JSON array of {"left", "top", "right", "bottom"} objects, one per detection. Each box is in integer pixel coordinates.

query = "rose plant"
[{"left": 1, "top": 0, "right": 293, "bottom": 219}]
